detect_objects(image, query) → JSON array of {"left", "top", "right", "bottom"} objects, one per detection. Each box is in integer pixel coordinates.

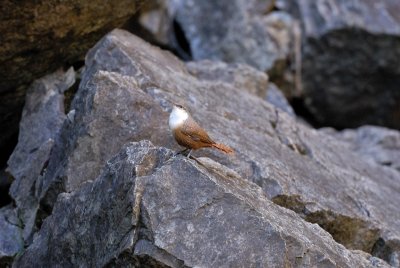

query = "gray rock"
[
  {"left": 186, "top": 60, "right": 295, "bottom": 116},
  {"left": 137, "top": 0, "right": 300, "bottom": 96},
  {"left": 15, "top": 30, "right": 400, "bottom": 266},
  {"left": 186, "top": 60, "right": 269, "bottom": 98},
  {"left": 13, "top": 141, "right": 391, "bottom": 267},
  {"left": 171, "top": 0, "right": 294, "bottom": 72},
  {"left": 266, "top": 82, "right": 295, "bottom": 116},
  {"left": 0, "top": 206, "right": 23, "bottom": 266},
  {"left": 7, "top": 68, "right": 75, "bottom": 243},
  {"left": 280, "top": 0, "right": 400, "bottom": 129},
  {"left": 321, "top": 126, "right": 400, "bottom": 172}
]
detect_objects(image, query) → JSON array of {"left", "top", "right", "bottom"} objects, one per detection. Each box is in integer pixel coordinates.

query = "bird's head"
[{"left": 169, "top": 104, "right": 189, "bottom": 130}]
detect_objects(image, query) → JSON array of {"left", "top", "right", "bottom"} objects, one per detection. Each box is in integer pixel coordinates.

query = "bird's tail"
[{"left": 212, "top": 143, "right": 234, "bottom": 155}]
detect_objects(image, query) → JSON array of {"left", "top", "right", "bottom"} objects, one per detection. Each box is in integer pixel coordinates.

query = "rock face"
[
  {"left": 170, "top": 0, "right": 295, "bottom": 73},
  {"left": 13, "top": 141, "right": 389, "bottom": 267},
  {"left": 0, "top": 0, "right": 144, "bottom": 159},
  {"left": 281, "top": 0, "right": 400, "bottom": 129},
  {"left": 7, "top": 30, "right": 400, "bottom": 266},
  {"left": 186, "top": 60, "right": 269, "bottom": 98},
  {"left": 6, "top": 68, "right": 75, "bottom": 243}
]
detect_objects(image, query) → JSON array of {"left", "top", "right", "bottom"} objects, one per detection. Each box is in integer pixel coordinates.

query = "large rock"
[
  {"left": 280, "top": 0, "right": 400, "bottom": 129},
  {"left": 0, "top": 0, "right": 144, "bottom": 158},
  {"left": 170, "top": 0, "right": 295, "bottom": 72},
  {"left": 186, "top": 60, "right": 269, "bottom": 98},
  {"left": 137, "top": 0, "right": 301, "bottom": 96},
  {"left": 13, "top": 141, "right": 389, "bottom": 267},
  {"left": 6, "top": 68, "right": 75, "bottom": 243},
  {"left": 11, "top": 30, "right": 400, "bottom": 266}
]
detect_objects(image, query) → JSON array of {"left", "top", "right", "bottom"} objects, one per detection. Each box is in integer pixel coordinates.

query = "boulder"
[
  {"left": 13, "top": 141, "right": 390, "bottom": 267},
  {"left": 7, "top": 68, "right": 75, "bottom": 243},
  {"left": 169, "top": 0, "right": 295, "bottom": 72},
  {"left": 137, "top": 0, "right": 301, "bottom": 96},
  {"left": 280, "top": 0, "right": 400, "bottom": 129},
  {"left": 10, "top": 30, "right": 400, "bottom": 266},
  {"left": 0, "top": 0, "right": 144, "bottom": 159}
]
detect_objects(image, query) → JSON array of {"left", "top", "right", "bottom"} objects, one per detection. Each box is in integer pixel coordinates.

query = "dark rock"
[
  {"left": 0, "top": 205, "right": 23, "bottom": 266},
  {"left": 13, "top": 141, "right": 391, "bottom": 267},
  {"left": 321, "top": 126, "right": 400, "bottom": 172},
  {"left": 7, "top": 68, "right": 75, "bottom": 243},
  {"left": 0, "top": 0, "right": 144, "bottom": 158},
  {"left": 280, "top": 0, "right": 400, "bottom": 129},
  {"left": 13, "top": 30, "right": 400, "bottom": 266}
]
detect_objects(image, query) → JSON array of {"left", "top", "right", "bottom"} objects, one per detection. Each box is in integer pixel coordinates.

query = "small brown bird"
[{"left": 169, "top": 104, "right": 234, "bottom": 158}]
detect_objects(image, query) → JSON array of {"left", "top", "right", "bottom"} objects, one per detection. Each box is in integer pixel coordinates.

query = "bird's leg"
[
  {"left": 173, "top": 148, "right": 189, "bottom": 157},
  {"left": 186, "top": 149, "right": 193, "bottom": 158},
  {"left": 179, "top": 148, "right": 189, "bottom": 155}
]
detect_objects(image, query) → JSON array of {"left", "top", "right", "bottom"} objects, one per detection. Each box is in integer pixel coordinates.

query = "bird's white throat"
[{"left": 169, "top": 107, "right": 189, "bottom": 130}]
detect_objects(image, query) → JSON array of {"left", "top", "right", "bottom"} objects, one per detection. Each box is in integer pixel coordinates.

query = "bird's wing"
[{"left": 181, "top": 118, "right": 215, "bottom": 144}]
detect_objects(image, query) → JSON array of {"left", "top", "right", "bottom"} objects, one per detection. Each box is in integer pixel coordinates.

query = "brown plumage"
[{"left": 169, "top": 104, "right": 234, "bottom": 156}]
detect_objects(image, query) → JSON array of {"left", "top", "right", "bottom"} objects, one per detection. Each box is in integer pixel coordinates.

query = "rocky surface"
[
  {"left": 186, "top": 60, "right": 295, "bottom": 116},
  {"left": 169, "top": 0, "right": 296, "bottom": 73},
  {"left": 280, "top": 0, "right": 400, "bottom": 129},
  {"left": 6, "top": 68, "right": 75, "bottom": 243},
  {"left": 266, "top": 82, "right": 296, "bottom": 116},
  {"left": 14, "top": 141, "right": 390, "bottom": 267},
  {"left": 186, "top": 60, "right": 269, "bottom": 99},
  {"left": 5, "top": 29, "right": 400, "bottom": 266},
  {"left": 0, "top": 0, "right": 144, "bottom": 160},
  {"left": 0, "top": 205, "right": 23, "bottom": 267},
  {"left": 322, "top": 126, "right": 400, "bottom": 173}
]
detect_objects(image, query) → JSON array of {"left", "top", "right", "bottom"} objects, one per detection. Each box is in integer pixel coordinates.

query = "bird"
[{"left": 169, "top": 104, "right": 234, "bottom": 158}]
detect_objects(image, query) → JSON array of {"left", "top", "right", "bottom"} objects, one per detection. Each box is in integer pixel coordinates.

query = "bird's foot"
[{"left": 172, "top": 148, "right": 189, "bottom": 158}]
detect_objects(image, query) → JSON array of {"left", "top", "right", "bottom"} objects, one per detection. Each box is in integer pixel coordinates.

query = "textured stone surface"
[
  {"left": 186, "top": 60, "right": 269, "bottom": 98},
  {"left": 10, "top": 30, "right": 400, "bottom": 266},
  {"left": 171, "top": 0, "right": 294, "bottom": 72},
  {"left": 321, "top": 126, "right": 400, "bottom": 172},
  {"left": 280, "top": 0, "right": 400, "bottom": 129},
  {"left": 0, "top": 0, "right": 144, "bottom": 157},
  {"left": 14, "top": 141, "right": 390, "bottom": 267},
  {"left": 6, "top": 68, "right": 75, "bottom": 243},
  {"left": 266, "top": 82, "right": 295, "bottom": 116},
  {"left": 0, "top": 206, "right": 23, "bottom": 266},
  {"left": 186, "top": 60, "right": 295, "bottom": 116}
]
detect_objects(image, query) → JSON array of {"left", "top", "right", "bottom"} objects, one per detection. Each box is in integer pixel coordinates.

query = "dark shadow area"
[
  {"left": 0, "top": 168, "right": 13, "bottom": 208},
  {"left": 171, "top": 19, "right": 192, "bottom": 61},
  {"left": 0, "top": 131, "right": 17, "bottom": 207},
  {"left": 289, "top": 96, "right": 322, "bottom": 128}
]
